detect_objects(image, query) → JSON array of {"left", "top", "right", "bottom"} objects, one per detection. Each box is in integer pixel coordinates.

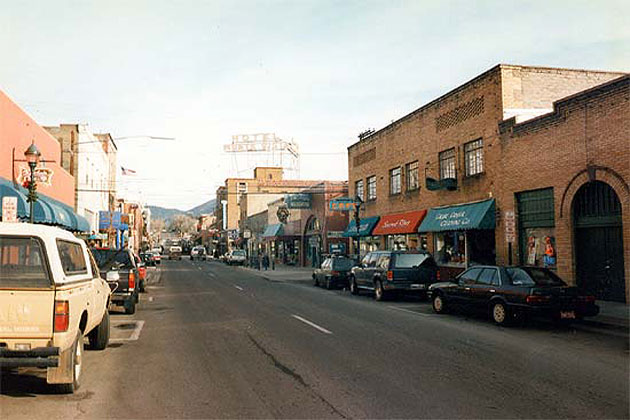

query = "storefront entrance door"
[{"left": 573, "top": 181, "right": 625, "bottom": 302}]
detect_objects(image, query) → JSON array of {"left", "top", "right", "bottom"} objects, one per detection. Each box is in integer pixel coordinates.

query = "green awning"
[
  {"left": 342, "top": 216, "right": 380, "bottom": 237},
  {"left": 262, "top": 223, "right": 283, "bottom": 238},
  {"left": 418, "top": 199, "right": 495, "bottom": 232}
]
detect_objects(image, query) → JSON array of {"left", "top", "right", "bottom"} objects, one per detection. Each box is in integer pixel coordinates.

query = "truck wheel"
[
  {"left": 374, "top": 280, "right": 386, "bottom": 301},
  {"left": 350, "top": 276, "right": 359, "bottom": 295},
  {"left": 88, "top": 311, "right": 110, "bottom": 350},
  {"left": 124, "top": 299, "right": 136, "bottom": 315},
  {"left": 57, "top": 333, "right": 83, "bottom": 394}
]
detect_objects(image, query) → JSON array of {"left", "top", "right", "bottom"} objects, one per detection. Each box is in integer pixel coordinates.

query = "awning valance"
[
  {"left": 342, "top": 216, "right": 380, "bottom": 237},
  {"left": 372, "top": 210, "right": 427, "bottom": 235},
  {"left": 0, "top": 177, "right": 91, "bottom": 232},
  {"left": 418, "top": 199, "right": 495, "bottom": 232},
  {"left": 261, "top": 223, "right": 283, "bottom": 238}
]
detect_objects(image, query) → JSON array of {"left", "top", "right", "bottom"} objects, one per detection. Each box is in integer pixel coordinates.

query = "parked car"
[
  {"left": 428, "top": 265, "right": 600, "bottom": 326},
  {"left": 349, "top": 250, "right": 438, "bottom": 301},
  {"left": 190, "top": 246, "right": 207, "bottom": 261},
  {"left": 313, "top": 256, "right": 356, "bottom": 289},
  {"left": 140, "top": 251, "right": 156, "bottom": 266},
  {"left": 151, "top": 252, "right": 162, "bottom": 265},
  {"left": 0, "top": 223, "right": 111, "bottom": 393},
  {"left": 91, "top": 248, "right": 140, "bottom": 314},
  {"left": 134, "top": 253, "right": 147, "bottom": 292},
  {"left": 168, "top": 246, "right": 182, "bottom": 260},
  {"left": 225, "top": 249, "right": 247, "bottom": 265}
]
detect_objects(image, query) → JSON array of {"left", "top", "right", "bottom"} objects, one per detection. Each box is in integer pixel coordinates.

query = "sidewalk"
[
  {"left": 237, "top": 264, "right": 314, "bottom": 283},
  {"left": 584, "top": 300, "right": 629, "bottom": 329}
]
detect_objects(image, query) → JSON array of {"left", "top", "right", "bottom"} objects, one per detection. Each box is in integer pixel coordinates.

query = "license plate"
[{"left": 560, "top": 311, "right": 576, "bottom": 319}]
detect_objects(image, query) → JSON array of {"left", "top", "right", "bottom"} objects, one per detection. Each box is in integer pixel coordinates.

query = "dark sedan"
[
  {"left": 313, "top": 256, "right": 356, "bottom": 289},
  {"left": 429, "top": 265, "right": 599, "bottom": 326}
]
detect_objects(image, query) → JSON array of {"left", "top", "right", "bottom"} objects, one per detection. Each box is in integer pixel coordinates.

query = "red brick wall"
[{"left": 499, "top": 76, "right": 629, "bottom": 301}]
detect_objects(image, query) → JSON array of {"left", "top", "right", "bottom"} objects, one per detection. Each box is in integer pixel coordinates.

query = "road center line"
[
  {"left": 387, "top": 306, "right": 432, "bottom": 316},
  {"left": 291, "top": 314, "right": 333, "bottom": 335},
  {"left": 234, "top": 285, "right": 244, "bottom": 291}
]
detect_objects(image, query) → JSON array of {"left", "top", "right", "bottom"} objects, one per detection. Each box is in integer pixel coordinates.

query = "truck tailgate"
[{"left": 0, "top": 290, "right": 55, "bottom": 339}]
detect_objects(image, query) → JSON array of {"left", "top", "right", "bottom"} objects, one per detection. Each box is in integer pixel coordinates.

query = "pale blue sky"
[{"left": 1, "top": 0, "right": 628, "bottom": 209}]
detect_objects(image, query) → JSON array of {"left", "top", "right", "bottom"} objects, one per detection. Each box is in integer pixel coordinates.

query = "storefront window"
[
  {"left": 523, "top": 228, "right": 556, "bottom": 268},
  {"left": 434, "top": 232, "right": 466, "bottom": 266},
  {"left": 387, "top": 234, "right": 407, "bottom": 250},
  {"left": 407, "top": 234, "right": 428, "bottom": 251}
]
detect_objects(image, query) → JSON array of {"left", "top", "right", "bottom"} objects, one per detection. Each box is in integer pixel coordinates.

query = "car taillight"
[
  {"left": 129, "top": 272, "right": 135, "bottom": 290},
  {"left": 526, "top": 295, "right": 552, "bottom": 304},
  {"left": 387, "top": 270, "right": 393, "bottom": 281},
  {"left": 331, "top": 270, "right": 340, "bottom": 276},
  {"left": 578, "top": 295, "right": 596, "bottom": 303},
  {"left": 54, "top": 301, "right": 69, "bottom": 332},
  {"left": 436, "top": 270, "right": 441, "bottom": 282}
]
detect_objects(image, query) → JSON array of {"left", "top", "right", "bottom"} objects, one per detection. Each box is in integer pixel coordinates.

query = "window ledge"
[{"left": 463, "top": 172, "right": 485, "bottom": 180}]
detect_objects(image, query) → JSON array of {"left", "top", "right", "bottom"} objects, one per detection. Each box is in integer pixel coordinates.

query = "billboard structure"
[{"left": 223, "top": 133, "right": 300, "bottom": 179}]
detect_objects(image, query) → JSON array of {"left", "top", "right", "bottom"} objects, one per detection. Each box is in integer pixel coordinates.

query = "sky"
[{"left": 1, "top": 0, "right": 628, "bottom": 210}]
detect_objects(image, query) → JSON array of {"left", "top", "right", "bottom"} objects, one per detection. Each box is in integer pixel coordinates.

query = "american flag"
[{"left": 121, "top": 166, "right": 137, "bottom": 176}]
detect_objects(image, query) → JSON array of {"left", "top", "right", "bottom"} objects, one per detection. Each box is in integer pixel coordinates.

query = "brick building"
[
  {"left": 347, "top": 64, "right": 628, "bottom": 302},
  {"left": 499, "top": 75, "right": 629, "bottom": 302}
]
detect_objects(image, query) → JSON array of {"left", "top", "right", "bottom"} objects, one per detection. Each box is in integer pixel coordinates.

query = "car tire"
[
  {"left": 491, "top": 301, "right": 511, "bottom": 326},
  {"left": 374, "top": 280, "right": 386, "bottom": 301},
  {"left": 57, "top": 333, "right": 83, "bottom": 394},
  {"left": 88, "top": 311, "right": 110, "bottom": 350},
  {"left": 124, "top": 299, "right": 136, "bottom": 315},
  {"left": 432, "top": 292, "right": 448, "bottom": 314},
  {"left": 349, "top": 276, "right": 359, "bottom": 295}
]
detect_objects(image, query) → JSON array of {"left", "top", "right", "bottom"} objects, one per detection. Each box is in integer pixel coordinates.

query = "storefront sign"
[
  {"left": 418, "top": 200, "right": 495, "bottom": 232},
  {"left": 372, "top": 210, "right": 427, "bottom": 235},
  {"left": 504, "top": 211, "right": 515, "bottom": 243},
  {"left": 327, "top": 231, "right": 344, "bottom": 238},
  {"left": 285, "top": 193, "right": 311, "bottom": 209},
  {"left": 330, "top": 197, "right": 358, "bottom": 212},
  {"left": 99, "top": 211, "right": 122, "bottom": 230},
  {"left": 17, "top": 166, "right": 54, "bottom": 187},
  {"left": 329, "top": 243, "right": 346, "bottom": 254},
  {"left": 2, "top": 197, "right": 18, "bottom": 222}
]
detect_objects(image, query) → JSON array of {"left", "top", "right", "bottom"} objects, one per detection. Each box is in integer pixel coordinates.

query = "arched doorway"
[{"left": 573, "top": 181, "right": 625, "bottom": 302}]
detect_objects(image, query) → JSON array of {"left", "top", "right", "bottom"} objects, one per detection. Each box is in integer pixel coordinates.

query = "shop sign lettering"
[
  {"left": 435, "top": 210, "right": 471, "bottom": 228},
  {"left": 17, "top": 166, "right": 54, "bottom": 187},
  {"left": 382, "top": 218, "right": 411, "bottom": 229}
]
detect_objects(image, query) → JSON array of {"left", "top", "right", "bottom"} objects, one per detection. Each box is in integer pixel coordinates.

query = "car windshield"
[
  {"left": 91, "top": 249, "right": 134, "bottom": 270},
  {"left": 332, "top": 258, "right": 355, "bottom": 270},
  {"left": 506, "top": 267, "right": 566, "bottom": 286},
  {"left": 393, "top": 253, "right": 433, "bottom": 268},
  {"left": 233, "top": 250, "right": 246, "bottom": 256}
]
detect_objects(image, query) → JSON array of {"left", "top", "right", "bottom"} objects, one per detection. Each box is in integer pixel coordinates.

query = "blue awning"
[
  {"left": 0, "top": 177, "right": 91, "bottom": 232},
  {"left": 0, "top": 178, "right": 29, "bottom": 220},
  {"left": 418, "top": 199, "right": 495, "bottom": 232},
  {"left": 342, "top": 216, "right": 380, "bottom": 237},
  {"left": 261, "top": 224, "right": 283, "bottom": 238}
]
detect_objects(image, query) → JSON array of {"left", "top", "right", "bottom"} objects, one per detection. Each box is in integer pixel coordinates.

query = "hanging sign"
[
  {"left": 2, "top": 197, "right": 18, "bottom": 222},
  {"left": 329, "top": 197, "right": 359, "bottom": 212},
  {"left": 504, "top": 211, "right": 515, "bottom": 243}
]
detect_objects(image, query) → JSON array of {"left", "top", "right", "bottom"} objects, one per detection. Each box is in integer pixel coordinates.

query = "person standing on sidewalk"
[{"left": 262, "top": 253, "right": 270, "bottom": 271}]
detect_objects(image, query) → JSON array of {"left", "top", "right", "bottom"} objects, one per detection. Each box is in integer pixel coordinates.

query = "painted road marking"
[
  {"left": 110, "top": 320, "right": 145, "bottom": 342},
  {"left": 291, "top": 314, "right": 333, "bottom": 335},
  {"left": 234, "top": 285, "right": 244, "bottom": 291},
  {"left": 388, "top": 306, "right": 432, "bottom": 317}
]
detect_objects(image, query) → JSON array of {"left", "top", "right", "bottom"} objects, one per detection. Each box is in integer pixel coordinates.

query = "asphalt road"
[{"left": 1, "top": 259, "right": 628, "bottom": 419}]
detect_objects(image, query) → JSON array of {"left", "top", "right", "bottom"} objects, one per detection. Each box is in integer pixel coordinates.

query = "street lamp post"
[
  {"left": 24, "top": 142, "right": 41, "bottom": 224},
  {"left": 354, "top": 196, "right": 363, "bottom": 259}
]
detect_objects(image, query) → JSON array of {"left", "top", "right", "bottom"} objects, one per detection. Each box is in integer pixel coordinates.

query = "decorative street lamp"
[{"left": 24, "top": 142, "right": 41, "bottom": 223}]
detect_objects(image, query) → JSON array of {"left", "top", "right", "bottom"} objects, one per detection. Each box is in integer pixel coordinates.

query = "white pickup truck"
[{"left": 0, "top": 223, "right": 111, "bottom": 393}]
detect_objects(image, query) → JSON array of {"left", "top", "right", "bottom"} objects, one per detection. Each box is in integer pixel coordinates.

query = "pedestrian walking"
[{"left": 262, "top": 253, "right": 269, "bottom": 271}]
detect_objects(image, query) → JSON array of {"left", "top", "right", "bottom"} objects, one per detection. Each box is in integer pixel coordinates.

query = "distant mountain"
[
  {"left": 148, "top": 198, "right": 216, "bottom": 222},
  {"left": 187, "top": 198, "right": 216, "bottom": 217}
]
